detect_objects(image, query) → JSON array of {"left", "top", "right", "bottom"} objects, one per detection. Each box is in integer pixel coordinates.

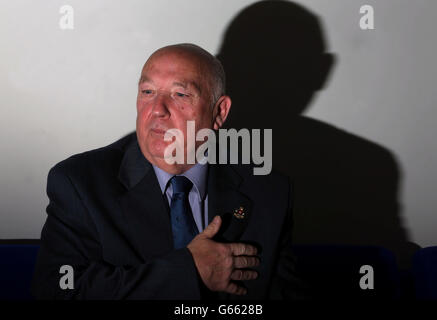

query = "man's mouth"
[{"left": 150, "top": 128, "right": 167, "bottom": 135}]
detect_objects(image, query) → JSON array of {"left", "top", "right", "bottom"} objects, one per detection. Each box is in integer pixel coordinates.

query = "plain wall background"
[{"left": 0, "top": 0, "right": 436, "bottom": 247}]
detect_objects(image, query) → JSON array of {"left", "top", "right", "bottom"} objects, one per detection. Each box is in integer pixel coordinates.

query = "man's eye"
[
  {"left": 175, "top": 92, "right": 188, "bottom": 98},
  {"left": 141, "top": 89, "right": 153, "bottom": 94}
]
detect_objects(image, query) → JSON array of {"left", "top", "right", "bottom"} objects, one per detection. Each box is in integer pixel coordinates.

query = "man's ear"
[{"left": 212, "top": 95, "right": 232, "bottom": 130}]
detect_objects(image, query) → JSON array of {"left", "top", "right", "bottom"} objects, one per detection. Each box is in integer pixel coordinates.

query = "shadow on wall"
[{"left": 217, "top": 0, "right": 419, "bottom": 269}]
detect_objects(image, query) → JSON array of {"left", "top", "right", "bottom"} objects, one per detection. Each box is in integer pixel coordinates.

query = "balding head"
[{"left": 143, "top": 43, "right": 226, "bottom": 106}]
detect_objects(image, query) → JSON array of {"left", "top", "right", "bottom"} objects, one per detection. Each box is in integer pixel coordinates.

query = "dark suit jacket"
[{"left": 31, "top": 132, "right": 303, "bottom": 299}]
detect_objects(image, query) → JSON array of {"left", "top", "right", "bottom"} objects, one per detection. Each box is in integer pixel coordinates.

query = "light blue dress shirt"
[{"left": 152, "top": 163, "right": 209, "bottom": 233}]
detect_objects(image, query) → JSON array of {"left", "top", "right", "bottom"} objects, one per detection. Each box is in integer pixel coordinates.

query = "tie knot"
[{"left": 170, "top": 175, "right": 193, "bottom": 194}]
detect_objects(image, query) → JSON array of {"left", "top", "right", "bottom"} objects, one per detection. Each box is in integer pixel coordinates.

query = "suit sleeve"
[
  {"left": 268, "top": 178, "right": 311, "bottom": 300},
  {"left": 31, "top": 165, "right": 202, "bottom": 300}
]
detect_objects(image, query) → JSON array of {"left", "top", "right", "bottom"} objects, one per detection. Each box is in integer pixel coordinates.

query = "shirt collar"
[{"left": 152, "top": 163, "right": 208, "bottom": 200}]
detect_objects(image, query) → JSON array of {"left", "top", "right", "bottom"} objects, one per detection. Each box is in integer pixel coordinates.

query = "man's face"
[{"left": 136, "top": 50, "right": 216, "bottom": 172}]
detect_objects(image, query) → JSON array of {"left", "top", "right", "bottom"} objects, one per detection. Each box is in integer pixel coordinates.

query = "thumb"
[{"left": 201, "top": 215, "right": 221, "bottom": 239}]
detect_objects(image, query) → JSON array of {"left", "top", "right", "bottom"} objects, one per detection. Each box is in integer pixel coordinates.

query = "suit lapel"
[
  {"left": 207, "top": 164, "right": 253, "bottom": 300},
  {"left": 207, "top": 164, "right": 252, "bottom": 243},
  {"left": 118, "top": 141, "right": 173, "bottom": 262}
]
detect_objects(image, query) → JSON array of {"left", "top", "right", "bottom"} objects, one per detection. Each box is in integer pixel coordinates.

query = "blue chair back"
[
  {"left": 0, "top": 244, "right": 40, "bottom": 300},
  {"left": 413, "top": 246, "right": 437, "bottom": 300}
]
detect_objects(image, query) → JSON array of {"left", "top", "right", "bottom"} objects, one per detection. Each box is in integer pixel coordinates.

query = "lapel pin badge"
[{"left": 233, "top": 206, "right": 246, "bottom": 219}]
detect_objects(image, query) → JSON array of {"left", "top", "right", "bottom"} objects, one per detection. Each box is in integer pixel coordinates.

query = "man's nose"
[{"left": 151, "top": 93, "right": 170, "bottom": 118}]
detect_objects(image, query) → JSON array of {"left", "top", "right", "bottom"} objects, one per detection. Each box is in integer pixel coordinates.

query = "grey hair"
[{"left": 156, "top": 43, "right": 226, "bottom": 107}]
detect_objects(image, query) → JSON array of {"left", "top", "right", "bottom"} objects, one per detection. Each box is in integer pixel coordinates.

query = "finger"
[
  {"left": 229, "top": 243, "right": 258, "bottom": 256},
  {"left": 201, "top": 216, "right": 221, "bottom": 239},
  {"left": 224, "top": 281, "right": 247, "bottom": 295},
  {"left": 234, "top": 256, "right": 260, "bottom": 268},
  {"left": 230, "top": 269, "right": 258, "bottom": 281}
]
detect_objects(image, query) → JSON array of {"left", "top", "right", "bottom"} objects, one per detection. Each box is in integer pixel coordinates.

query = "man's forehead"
[
  {"left": 141, "top": 60, "right": 201, "bottom": 78},
  {"left": 147, "top": 48, "right": 203, "bottom": 67},
  {"left": 146, "top": 47, "right": 212, "bottom": 75},
  {"left": 140, "top": 53, "right": 206, "bottom": 89}
]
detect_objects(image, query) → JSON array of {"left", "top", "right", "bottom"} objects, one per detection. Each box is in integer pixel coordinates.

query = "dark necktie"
[{"left": 169, "top": 176, "right": 199, "bottom": 249}]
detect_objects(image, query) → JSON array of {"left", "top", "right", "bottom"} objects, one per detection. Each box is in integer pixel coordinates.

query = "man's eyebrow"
[
  {"left": 173, "top": 80, "right": 202, "bottom": 94},
  {"left": 138, "top": 77, "right": 202, "bottom": 94},
  {"left": 138, "top": 76, "right": 152, "bottom": 85}
]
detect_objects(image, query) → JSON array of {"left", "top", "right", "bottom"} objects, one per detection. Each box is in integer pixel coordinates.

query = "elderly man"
[{"left": 31, "top": 43, "right": 302, "bottom": 299}]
